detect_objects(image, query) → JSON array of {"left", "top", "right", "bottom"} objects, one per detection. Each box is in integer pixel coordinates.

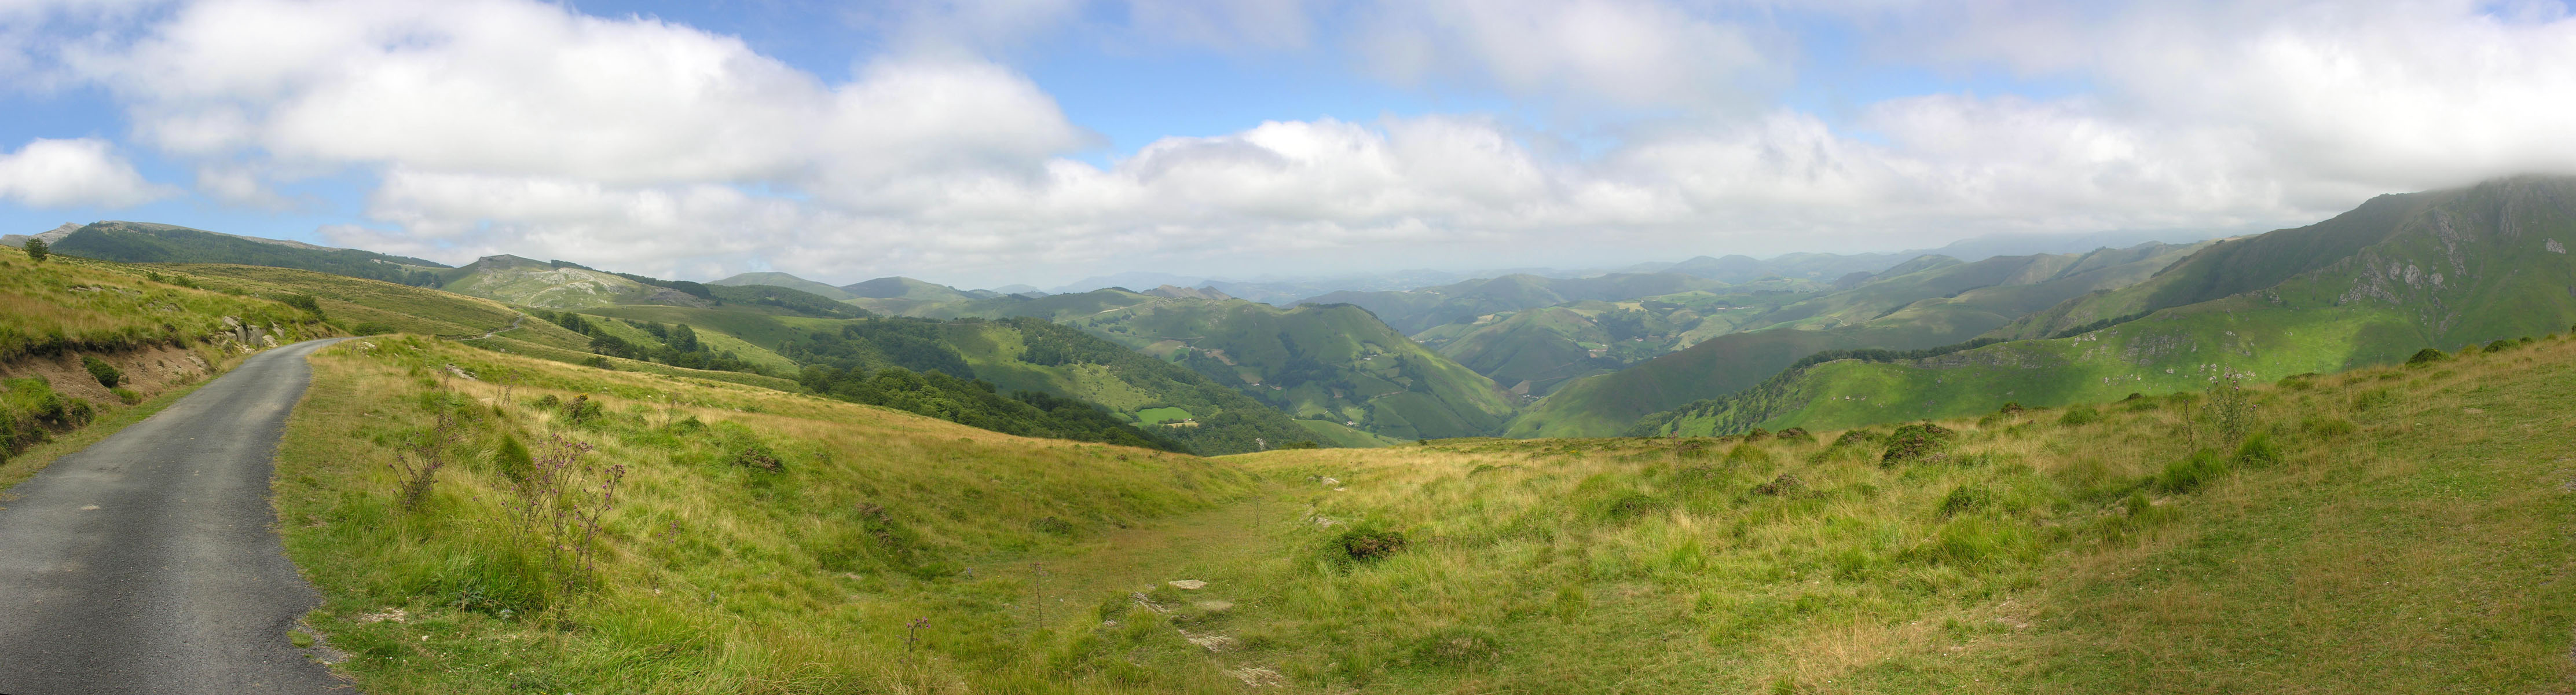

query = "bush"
[
  {"left": 81, "top": 355, "right": 122, "bottom": 389},
  {"left": 2405, "top": 348, "right": 2446, "bottom": 366},
  {"left": 2157, "top": 449, "right": 2227, "bottom": 493},
  {"left": 1879, "top": 423, "right": 1955, "bottom": 466},
  {"left": 1334, "top": 526, "right": 1408, "bottom": 563},
  {"left": 350, "top": 321, "right": 394, "bottom": 335},
  {"left": 1833, "top": 429, "right": 1877, "bottom": 447},
  {"left": 1997, "top": 401, "right": 2025, "bottom": 416},
  {"left": 2058, "top": 405, "right": 2101, "bottom": 426}
]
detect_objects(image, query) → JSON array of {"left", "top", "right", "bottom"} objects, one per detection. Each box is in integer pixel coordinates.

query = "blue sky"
[{"left": 2, "top": 1, "right": 2571, "bottom": 288}]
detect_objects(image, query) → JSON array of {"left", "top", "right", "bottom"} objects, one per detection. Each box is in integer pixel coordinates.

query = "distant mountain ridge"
[
  {"left": 1508, "top": 241, "right": 2209, "bottom": 437},
  {"left": 1631, "top": 175, "right": 2576, "bottom": 437},
  {"left": 32, "top": 221, "right": 450, "bottom": 286}
]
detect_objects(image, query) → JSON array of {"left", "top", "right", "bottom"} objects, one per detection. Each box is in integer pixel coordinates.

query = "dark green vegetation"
[
  {"left": 1637, "top": 175, "right": 2576, "bottom": 436},
  {"left": 1299, "top": 272, "right": 1741, "bottom": 335},
  {"left": 707, "top": 270, "right": 859, "bottom": 300},
  {"left": 1514, "top": 242, "right": 2207, "bottom": 437},
  {"left": 46, "top": 221, "right": 449, "bottom": 286},
  {"left": 1058, "top": 298, "right": 1518, "bottom": 440}
]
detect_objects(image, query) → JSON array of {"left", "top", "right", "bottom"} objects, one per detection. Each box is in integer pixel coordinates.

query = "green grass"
[
  {"left": 276, "top": 338, "right": 1258, "bottom": 693},
  {"left": 275, "top": 328, "right": 2576, "bottom": 693},
  {"left": 1135, "top": 407, "right": 1193, "bottom": 425}
]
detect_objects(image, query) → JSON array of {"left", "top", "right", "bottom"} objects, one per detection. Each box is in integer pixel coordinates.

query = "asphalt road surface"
[{"left": 0, "top": 338, "right": 353, "bottom": 694}]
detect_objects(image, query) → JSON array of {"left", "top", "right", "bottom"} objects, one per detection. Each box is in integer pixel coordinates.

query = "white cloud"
[
  {"left": 0, "top": 137, "right": 174, "bottom": 208},
  {"left": 1353, "top": 0, "right": 1783, "bottom": 110},
  {"left": 82, "top": 0, "right": 1090, "bottom": 186},
  {"left": 15, "top": 0, "right": 2576, "bottom": 287}
]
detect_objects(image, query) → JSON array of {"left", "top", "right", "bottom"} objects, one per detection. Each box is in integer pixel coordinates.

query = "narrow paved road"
[{"left": 0, "top": 338, "right": 352, "bottom": 694}]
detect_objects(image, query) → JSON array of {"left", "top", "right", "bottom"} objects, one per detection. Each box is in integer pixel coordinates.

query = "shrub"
[
  {"left": 2058, "top": 405, "right": 2101, "bottom": 426},
  {"left": 1879, "top": 423, "right": 1954, "bottom": 466},
  {"left": 81, "top": 355, "right": 122, "bottom": 388},
  {"left": 1334, "top": 526, "right": 1408, "bottom": 563},
  {"left": 350, "top": 321, "right": 394, "bottom": 335},
  {"left": 1998, "top": 401, "right": 2025, "bottom": 416},
  {"left": 2157, "top": 449, "right": 2227, "bottom": 493},
  {"left": 23, "top": 238, "right": 46, "bottom": 262},
  {"left": 273, "top": 293, "right": 323, "bottom": 316},
  {"left": 2406, "top": 348, "right": 2446, "bottom": 366},
  {"left": 1833, "top": 429, "right": 1877, "bottom": 447}
]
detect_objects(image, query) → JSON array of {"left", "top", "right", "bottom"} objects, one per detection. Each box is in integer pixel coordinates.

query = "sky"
[{"left": 1, "top": 0, "right": 2573, "bottom": 289}]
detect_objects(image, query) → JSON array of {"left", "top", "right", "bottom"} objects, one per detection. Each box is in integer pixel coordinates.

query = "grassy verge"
[{"left": 0, "top": 374, "right": 218, "bottom": 493}]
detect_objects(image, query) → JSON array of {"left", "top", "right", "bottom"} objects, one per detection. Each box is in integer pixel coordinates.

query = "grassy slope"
[
  {"left": 442, "top": 258, "right": 661, "bottom": 309},
  {"left": 276, "top": 338, "right": 1258, "bottom": 693},
  {"left": 709, "top": 272, "right": 859, "bottom": 301},
  {"left": 285, "top": 331, "right": 2576, "bottom": 693},
  {"left": 1062, "top": 298, "right": 1517, "bottom": 440},
  {"left": 1643, "top": 176, "right": 2576, "bottom": 436},
  {"left": 1511, "top": 244, "right": 2205, "bottom": 438}
]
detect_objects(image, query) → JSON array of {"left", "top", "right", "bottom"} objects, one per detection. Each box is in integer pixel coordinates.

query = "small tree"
[{"left": 24, "top": 239, "right": 47, "bottom": 262}]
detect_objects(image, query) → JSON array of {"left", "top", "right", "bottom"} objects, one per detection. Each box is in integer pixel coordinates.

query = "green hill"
[
  {"left": 837, "top": 276, "right": 993, "bottom": 316},
  {"left": 1636, "top": 175, "right": 2576, "bottom": 436},
  {"left": 1060, "top": 298, "right": 1517, "bottom": 440},
  {"left": 437, "top": 255, "right": 681, "bottom": 309},
  {"left": 707, "top": 271, "right": 858, "bottom": 300},
  {"left": 45, "top": 221, "right": 449, "bottom": 286},
  {"left": 1298, "top": 272, "right": 1743, "bottom": 335},
  {"left": 1511, "top": 242, "right": 2207, "bottom": 437},
  {"left": 1415, "top": 278, "right": 1860, "bottom": 398}
]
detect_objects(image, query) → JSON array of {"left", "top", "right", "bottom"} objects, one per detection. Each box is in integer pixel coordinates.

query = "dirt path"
[
  {"left": 0, "top": 338, "right": 352, "bottom": 694},
  {"left": 985, "top": 489, "right": 1298, "bottom": 627}
]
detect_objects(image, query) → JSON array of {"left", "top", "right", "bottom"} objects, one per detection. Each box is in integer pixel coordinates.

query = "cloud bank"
[{"left": 5, "top": 0, "right": 2573, "bottom": 286}]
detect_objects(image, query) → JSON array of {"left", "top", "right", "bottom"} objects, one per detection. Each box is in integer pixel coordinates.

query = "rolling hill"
[
  {"left": 1058, "top": 298, "right": 1517, "bottom": 440},
  {"left": 1297, "top": 272, "right": 1745, "bottom": 335},
  {"left": 1508, "top": 241, "right": 2209, "bottom": 437},
  {"left": 1633, "top": 175, "right": 2576, "bottom": 436},
  {"left": 38, "top": 221, "right": 450, "bottom": 286},
  {"left": 707, "top": 270, "right": 858, "bottom": 300}
]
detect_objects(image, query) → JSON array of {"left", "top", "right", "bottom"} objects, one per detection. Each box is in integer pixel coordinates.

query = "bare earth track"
[{"left": 0, "top": 338, "right": 351, "bottom": 694}]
